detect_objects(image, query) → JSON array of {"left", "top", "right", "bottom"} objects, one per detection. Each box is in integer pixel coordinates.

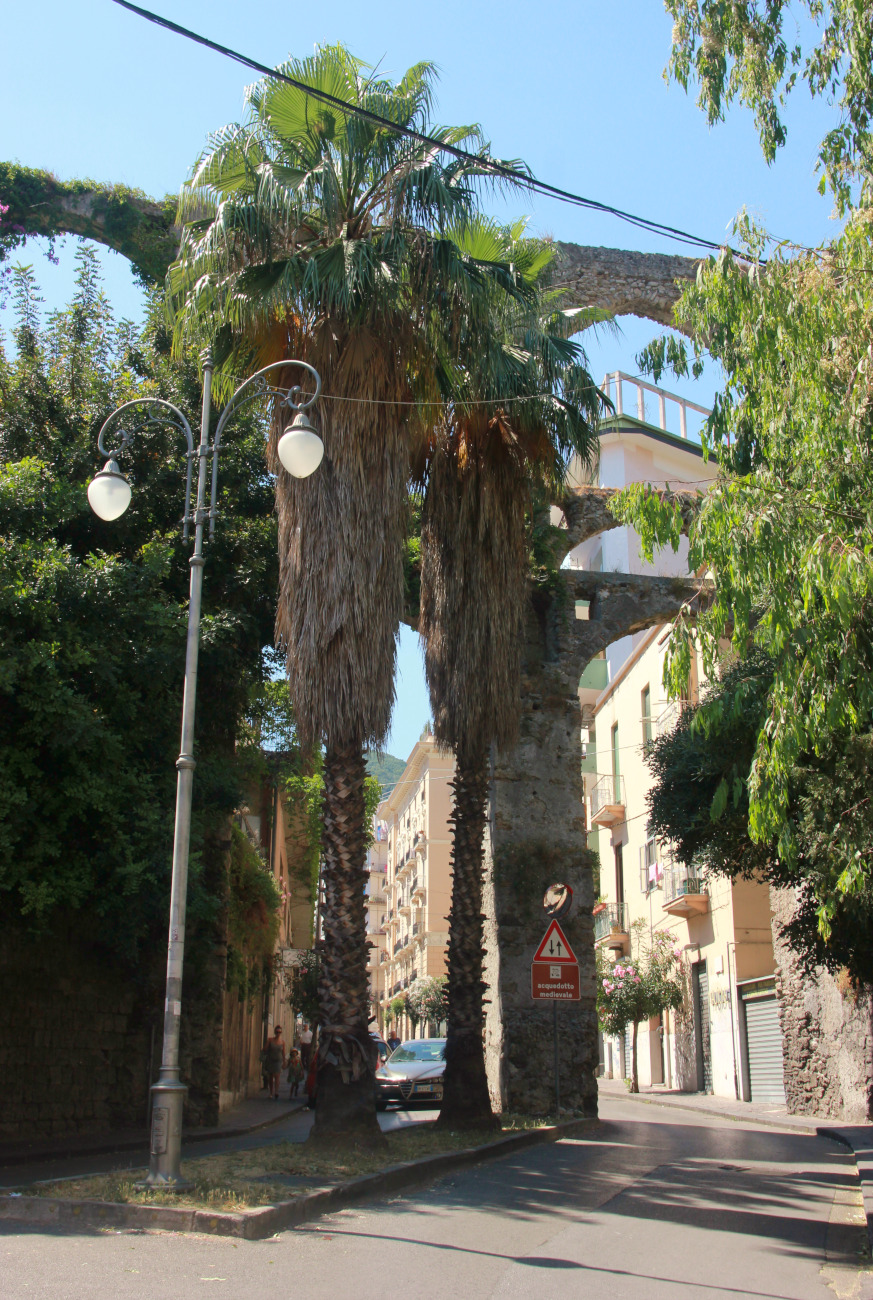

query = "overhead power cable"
[{"left": 110, "top": 0, "right": 736, "bottom": 256}]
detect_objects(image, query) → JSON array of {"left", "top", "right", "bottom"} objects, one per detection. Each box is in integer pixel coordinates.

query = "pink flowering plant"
[{"left": 597, "top": 923, "right": 685, "bottom": 1092}]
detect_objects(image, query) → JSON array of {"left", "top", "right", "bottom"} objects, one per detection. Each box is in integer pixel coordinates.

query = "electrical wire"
[{"left": 110, "top": 0, "right": 738, "bottom": 256}]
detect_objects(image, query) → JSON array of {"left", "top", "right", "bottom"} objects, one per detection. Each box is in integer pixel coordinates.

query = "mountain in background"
[{"left": 366, "top": 751, "right": 406, "bottom": 795}]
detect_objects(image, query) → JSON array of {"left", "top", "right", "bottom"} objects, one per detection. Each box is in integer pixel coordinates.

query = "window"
[
  {"left": 641, "top": 685, "right": 652, "bottom": 744},
  {"left": 639, "top": 836, "right": 662, "bottom": 893},
  {"left": 611, "top": 723, "right": 620, "bottom": 802},
  {"left": 615, "top": 842, "right": 625, "bottom": 904}
]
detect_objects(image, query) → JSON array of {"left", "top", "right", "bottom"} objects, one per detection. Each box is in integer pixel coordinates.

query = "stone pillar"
[{"left": 483, "top": 594, "right": 599, "bottom": 1116}]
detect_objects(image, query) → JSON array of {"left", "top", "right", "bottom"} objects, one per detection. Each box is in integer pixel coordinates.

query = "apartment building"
[
  {"left": 367, "top": 734, "right": 455, "bottom": 1038},
  {"left": 365, "top": 821, "right": 389, "bottom": 1012},
  {"left": 572, "top": 373, "right": 785, "bottom": 1105}
]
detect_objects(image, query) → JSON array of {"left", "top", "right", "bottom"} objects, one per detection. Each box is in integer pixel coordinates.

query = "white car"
[{"left": 375, "top": 1038, "right": 445, "bottom": 1110}]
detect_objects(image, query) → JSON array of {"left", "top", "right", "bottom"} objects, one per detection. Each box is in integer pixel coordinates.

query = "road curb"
[
  {"left": 0, "top": 1116, "right": 597, "bottom": 1240},
  {"left": 816, "top": 1126, "right": 873, "bottom": 1252}
]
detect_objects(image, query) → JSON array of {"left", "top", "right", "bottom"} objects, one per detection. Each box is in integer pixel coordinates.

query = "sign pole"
[
  {"left": 553, "top": 998, "right": 560, "bottom": 1116},
  {"left": 530, "top": 917, "right": 578, "bottom": 1118}
]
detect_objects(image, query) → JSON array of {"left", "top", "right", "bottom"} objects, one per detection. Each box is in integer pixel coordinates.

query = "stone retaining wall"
[{"left": 771, "top": 885, "right": 873, "bottom": 1123}]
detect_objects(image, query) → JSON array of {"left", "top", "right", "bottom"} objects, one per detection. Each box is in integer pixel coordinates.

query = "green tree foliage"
[
  {"left": 616, "top": 210, "right": 873, "bottom": 945},
  {"left": 0, "top": 248, "right": 280, "bottom": 961},
  {"left": 665, "top": 0, "right": 873, "bottom": 210},
  {"left": 406, "top": 975, "right": 448, "bottom": 1034},
  {"left": 646, "top": 656, "right": 873, "bottom": 983},
  {"left": 287, "top": 949, "right": 320, "bottom": 1028},
  {"left": 388, "top": 995, "right": 407, "bottom": 1028},
  {"left": 225, "top": 822, "right": 283, "bottom": 1000},
  {"left": 596, "top": 925, "right": 684, "bottom": 1092}
]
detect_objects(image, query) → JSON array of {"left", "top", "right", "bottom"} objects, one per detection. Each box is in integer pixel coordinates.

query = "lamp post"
[{"left": 89, "top": 354, "right": 322, "bottom": 1187}]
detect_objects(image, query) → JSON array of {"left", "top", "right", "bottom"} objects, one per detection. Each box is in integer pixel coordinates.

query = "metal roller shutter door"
[{"left": 745, "top": 996, "right": 785, "bottom": 1104}]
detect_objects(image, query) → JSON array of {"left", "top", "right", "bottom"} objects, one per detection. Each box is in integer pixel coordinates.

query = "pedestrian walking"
[
  {"left": 264, "top": 1025, "right": 286, "bottom": 1100},
  {"left": 287, "top": 1048, "right": 304, "bottom": 1099},
  {"left": 298, "top": 1022, "right": 313, "bottom": 1070}
]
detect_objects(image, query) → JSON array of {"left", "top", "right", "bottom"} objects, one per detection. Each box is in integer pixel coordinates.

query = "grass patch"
[{"left": 27, "top": 1114, "right": 556, "bottom": 1212}]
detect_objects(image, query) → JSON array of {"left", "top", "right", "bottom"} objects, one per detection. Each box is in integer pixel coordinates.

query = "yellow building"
[
  {"left": 368, "top": 734, "right": 455, "bottom": 1039},
  {"left": 588, "top": 626, "right": 780, "bottom": 1101},
  {"left": 574, "top": 374, "right": 784, "bottom": 1104}
]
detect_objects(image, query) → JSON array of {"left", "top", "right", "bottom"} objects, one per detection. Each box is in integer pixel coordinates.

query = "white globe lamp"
[
  {"left": 277, "top": 412, "right": 324, "bottom": 479},
  {"left": 87, "top": 459, "right": 132, "bottom": 521}
]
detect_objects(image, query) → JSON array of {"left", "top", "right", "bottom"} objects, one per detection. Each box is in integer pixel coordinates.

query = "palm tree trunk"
[
  {"left": 311, "top": 743, "right": 383, "bottom": 1146},
  {"left": 437, "top": 746, "right": 498, "bottom": 1130}
]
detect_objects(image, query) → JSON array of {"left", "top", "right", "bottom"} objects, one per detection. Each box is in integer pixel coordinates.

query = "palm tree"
[
  {"left": 168, "top": 47, "right": 527, "bottom": 1143},
  {"left": 418, "top": 220, "right": 605, "bottom": 1127}
]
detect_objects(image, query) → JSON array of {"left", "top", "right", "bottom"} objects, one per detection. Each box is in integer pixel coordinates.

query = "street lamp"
[{"left": 89, "top": 354, "right": 322, "bottom": 1188}]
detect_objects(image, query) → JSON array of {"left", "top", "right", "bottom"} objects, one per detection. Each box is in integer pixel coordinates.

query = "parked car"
[
  {"left": 375, "top": 1038, "right": 446, "bottom": 1110},
  {"left": 370, "top": 1032, "right": 390, "bottom": 1067}
]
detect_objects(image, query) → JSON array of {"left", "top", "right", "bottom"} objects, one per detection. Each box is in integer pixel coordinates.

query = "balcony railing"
[
  {"left": 663, "top": 868, "right": 709, "bottom": 916},
  {"left": 590, "top": 773, "right": 627, "bottom": 827},
  {"left": 412, "top": 922, "right": 421, "bottom": 936},
  {"left": 593, "top": 902, "right": 629, "bottom": 947},
  {"left": 393, "top": 940, "right": 403, "bottom": 955}
]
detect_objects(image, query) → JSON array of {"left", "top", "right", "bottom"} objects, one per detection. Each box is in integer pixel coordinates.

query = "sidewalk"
[
  {"left": 596, "top": 1076, "right": 825, "bottom": 1132},
  {"left": 598, "top": 1076, "right": 873, "bottom": 1249},
  {"left": 0, "top": 1091, "right": 307, "bottom": 1170}
]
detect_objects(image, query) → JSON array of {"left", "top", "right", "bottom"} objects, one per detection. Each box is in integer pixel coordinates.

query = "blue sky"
[{"left": 2, "top": 0, "right": 836, "bottom": 761}]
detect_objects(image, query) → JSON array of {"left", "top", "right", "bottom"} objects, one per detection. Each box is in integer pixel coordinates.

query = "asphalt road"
[{"left": 2, "top": 1097, "right": 871, "bottom": 1300}]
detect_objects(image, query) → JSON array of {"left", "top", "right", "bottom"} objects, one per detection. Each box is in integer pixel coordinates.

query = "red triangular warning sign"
[{"left": 532, "top": 919, "right": 577, "bottom": 964}]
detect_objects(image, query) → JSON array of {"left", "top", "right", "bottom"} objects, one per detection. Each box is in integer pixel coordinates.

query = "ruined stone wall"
[
  {"left": 771, "top": 886, "right": 873, "bottom": 1123},
  {"left": 483, "top": 598, "right": 599, "bottom": 1116}
]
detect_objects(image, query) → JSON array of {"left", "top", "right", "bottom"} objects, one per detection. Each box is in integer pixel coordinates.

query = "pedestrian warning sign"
[{"left": 532, "top": 919, "right": 577, "bottom": 964}]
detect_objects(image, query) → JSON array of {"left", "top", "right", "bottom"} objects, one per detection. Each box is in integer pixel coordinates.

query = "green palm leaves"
[
  {"left": 167, "top": 43, "right": 606, "bottom": 1138},
  {"left": 169, "top": 47, "right": 515, "bottom": 385}
]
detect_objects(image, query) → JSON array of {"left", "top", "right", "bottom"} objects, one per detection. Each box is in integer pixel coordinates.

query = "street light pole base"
[{"left": 140, "top": 1073, "right": 190, "bottom": 1189}]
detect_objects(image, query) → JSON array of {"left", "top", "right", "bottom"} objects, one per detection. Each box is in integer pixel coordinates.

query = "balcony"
[
  {"left": 412, "top": 878, "right": 426, "bottom": 902},
  {"left": 578, "top": 656, "right": 609, "bottom": 708},
  {"left": 393, "top": 939, "right": 404, "bottom": 956},
  {"left": 412, "top": 921, "right": 421, "bottom": 937},
  {"left": 590, "top": 774, "right": 627, "bottom": 828},
  {"left": 593, "top": 902, "right": 629, "bottom": 950},
  {"left": 399, "top": 898, "right": 412, "bottom": 917},
  {"left": 397, "top": 850, "right": 415, "bottom": 876},
  {"left": 663, "top": 869, "right": 709, "bottom": 917}
]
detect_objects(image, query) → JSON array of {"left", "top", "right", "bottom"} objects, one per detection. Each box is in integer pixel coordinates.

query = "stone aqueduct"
[{"left": 2, "top": 166, "right": 713, "bottom": 1112}]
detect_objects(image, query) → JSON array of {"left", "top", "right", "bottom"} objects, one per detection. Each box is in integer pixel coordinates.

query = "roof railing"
[{"left": 601, "top": 371, "right": 710, "bottom": 441}]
